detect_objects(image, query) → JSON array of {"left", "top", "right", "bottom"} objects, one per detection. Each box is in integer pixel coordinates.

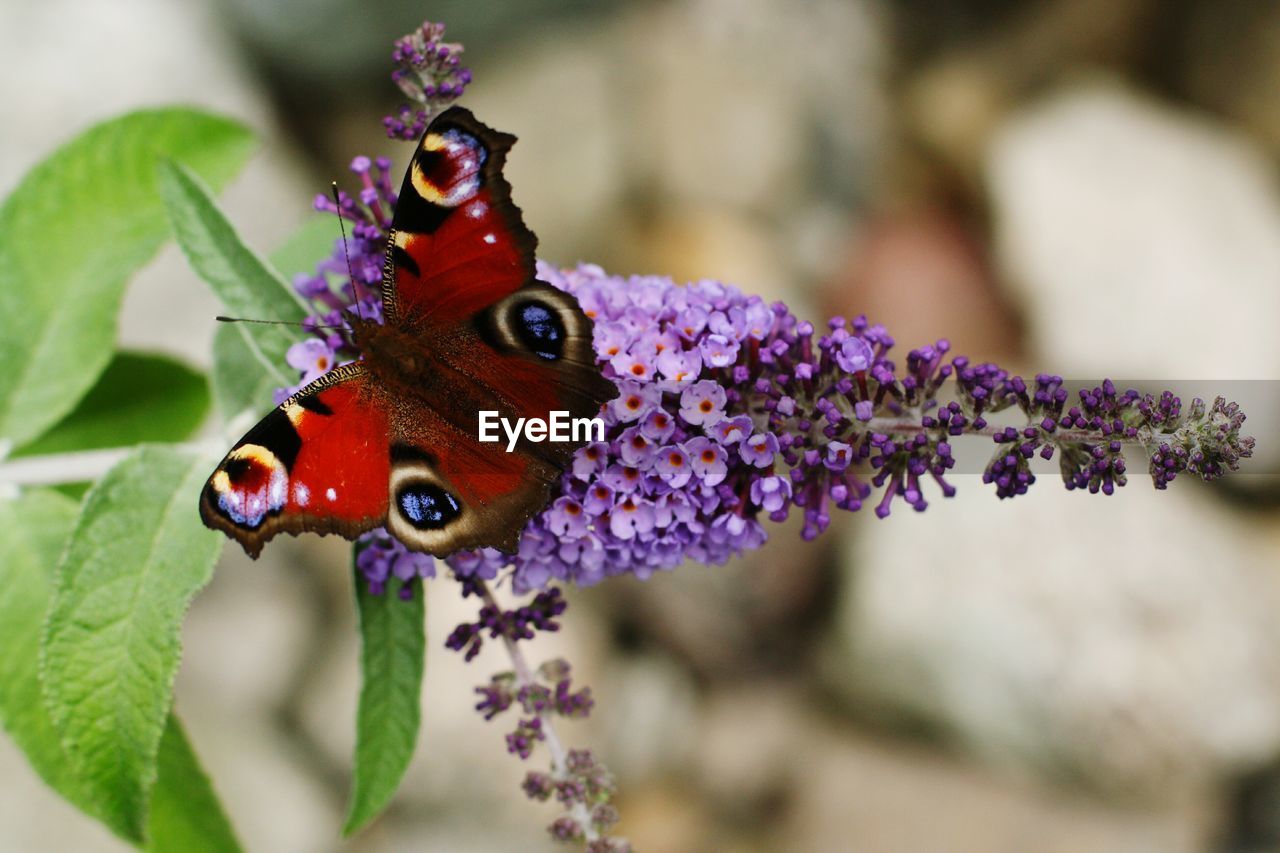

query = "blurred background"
[{"left": 4, "top": 0, "right": 1280, "bottom": 850}]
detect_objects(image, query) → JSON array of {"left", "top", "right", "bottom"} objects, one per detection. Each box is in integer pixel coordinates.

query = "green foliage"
[
  {"left": 158, "top": 158, "right": 307, "bottom": 422},
  {"left": 209, "top": 218, "right": 340, "bottom": 418},
  {"left": 0, "top": 98, "right": 425, "bottom": 850},
  {"left": 146, "top": 718, "right": 242, "bottom": 853},
  {"left": 0, "top": 490, "right": 240, "bottom": 851},
  {"left": 210, "top": 323, "right": 286, "bottom": 421},
  {"left": 0, "top": 109, "right": 253, "bottom": 450},
  {"left": 14, "top": 352, "right": 209, "bottom": 459},
  {"left": 206, "top": 211, "right": 342, "bottom": 419},
  {"left": 270, "top": 214, "right": 340, "bottom": 280},
  {"left": 344, "top": 572, "right": 426, "bottom": 836},
  {"left": 206, "top": 203, "right": 339, "bottom": 420},
  {"left": 0, "top": 490, "right": 96, "bottom": 817},
  {"left": 40, "top": 448, "right": 225, "bottom": 842}
]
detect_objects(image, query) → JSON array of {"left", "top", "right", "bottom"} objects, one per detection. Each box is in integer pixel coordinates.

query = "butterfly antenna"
[
  {"left": 331, "top": 182, "right": 366, "bottom": 323},
  {"left": 216, "top": 316, "right": 346, "bottom": 330}
]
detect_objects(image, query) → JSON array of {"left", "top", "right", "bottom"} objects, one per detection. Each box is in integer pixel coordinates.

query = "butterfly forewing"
[{"left": 200, "top": 365, "right": 390, "bottom": 557}]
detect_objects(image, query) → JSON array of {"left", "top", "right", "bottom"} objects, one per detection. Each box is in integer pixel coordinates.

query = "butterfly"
[{"left": 200, "top": 107, "right": 616, "bottom": 558}]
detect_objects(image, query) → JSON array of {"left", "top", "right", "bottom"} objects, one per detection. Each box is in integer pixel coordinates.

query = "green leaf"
[
  {"left": 1, "top": 490, "right": 241, "bottom": 851},
  {"left": 159, "top": 159, "right": 306, "bottom": 346},
  {"left": 159, "top": 158, "right": 309, "bottom": 423},
  {"left": 41, "top": 447, "right": 224, "bottom": 842},
  {"left": 344, "top": 571, "right": 426, "bottom": 836},
  {"left": 270, "top": 214, "right": 338, "bottom": 280},
  {"left": 51, "top": 482, "right": 92, "bottom": 502},
  {"left": 0, "top": 489, "right": 94, "bottom": 815},
  {"left": 0, "top": 109, "right": 254, "bottom": 449},
  {"left": 146, "top": 717, "right": 242, "bottom": 853},
  {"left": 14, "top": 352, "right": 209, "bottom": 459},
  {"left": 210, "top": 216, "right": 338, "bottom": 419},
  {"left": 210, "top": 323, "right": 286, "bottom": 421}
]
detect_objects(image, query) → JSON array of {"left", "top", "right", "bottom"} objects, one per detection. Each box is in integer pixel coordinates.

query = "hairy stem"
[{"left": 476, "top": 579, "right": 599, "bottom": 843}]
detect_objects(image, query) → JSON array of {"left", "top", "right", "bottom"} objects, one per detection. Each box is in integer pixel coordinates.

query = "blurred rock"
[
  {"left": 395, "top": 0, "right": 890, "bottom": 315},
  {"left": 783, "top": 712, "right": 1215, "bottom": 853},
  {"left": 464, "top": 17, "right": 628, "bottom": 269},
  {"left": 824, "top": 207, "right": 1020, "bottom": 364},
  {"left": 1222, "top": 760, "right": 1280, "bottom": 852},
  {"left": 899, "top": 0, "right": 1160, "bottom": 185},
  {"left": 615, "top": 779, "right": 718, "bottom": 853},
  {"left": 830, "top": 484, "right": 1280, "bottom": 801},
  {"left": 693, "top": 686, "right": 804, "bottom": 815},
  {"left": 175, "top": 703, "right": 338, "bottom": 852},
  {"left": 180, "top": 544, "right": 317, "bottom": 718},
  {"left": 0, "top": 0, "right": 267, "bottom": 187},
  {"left": 987, "top": 81, "right": 1280, "bottom": 474},
  {"left": 627, "top": 0, "right": 886, "bottom": 215},
  {"left": 1180, "top": 1, "right": 1280, "bottom": 156},
  {"left": 595, "top": 512, "right": 835, "bottom": 680},
  {"left": 595, "top": 654, "right": 701, "bottom": 784}
]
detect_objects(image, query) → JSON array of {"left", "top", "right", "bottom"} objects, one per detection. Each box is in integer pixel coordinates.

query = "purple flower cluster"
[
  {"left": 528, "top": 749, "right": 622, "bottom": 846},
  {"left": 475, "top": 264, "right": 790, "bottom": 592},
  {"left": 476, "top": 658, "right": 593, "bottom": 759},
  {"left": 444, "top": 582, "right": 566, "bottom": 661},
  {"left": 383, "top": 21, "right": 472, "bottom": 140},
  {"left": 438, "top": 264, "right": 1253, "bottom": 592},
  {"left": 355, "top": 529, "right": 436, "bottom": 598},
  {"left": 471, "top": 650, "right": 623, "bottom": 849}
]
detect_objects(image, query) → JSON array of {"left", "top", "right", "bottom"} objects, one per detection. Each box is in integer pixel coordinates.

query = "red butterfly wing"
[
  {"left": 382, "top": 107, "right": 533, "bottom": 327},
  {"left": 200, "top": 365, "right": 390, "bottom": 557},
  {"left": 380, "top": 105, "right": 614, "bottom": 444},
  {"left": 381, "top": 418, "right": 562, "bottom": 556}
]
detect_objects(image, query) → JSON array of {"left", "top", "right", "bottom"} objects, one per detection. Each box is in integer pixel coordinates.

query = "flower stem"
[
  {"left": 0, "top": 442, "right": 217, "bottom": 489},
  {"left": 865, "top": 415, "right": 1165, "bottom": 448},
  {"left": 476, "top": 579, "right": 600, "bottom": 844}
]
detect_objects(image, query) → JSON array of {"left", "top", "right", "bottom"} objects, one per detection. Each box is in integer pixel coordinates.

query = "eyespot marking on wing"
[
  {"left": 396, "top": 483, "right": 462, "bottom": 530},
  {"left": 514, "top": 301, "right": 564, "bottom": 360},
  {"left": 477, "top": 283, "right": 593, "bottom": 367},
  {"left": 411, "top": 128, "right": 486, "bottom": 208},
  {"left": 207, "top": 444, "right": 289, "bottom": 529},
  {"left": 387, "top": 457, "right": 472, "bottom": 552}
]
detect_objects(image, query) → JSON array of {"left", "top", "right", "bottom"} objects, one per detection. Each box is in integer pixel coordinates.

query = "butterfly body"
[{"left": 201, "top": 108, "right": 614, "bottom": 559}]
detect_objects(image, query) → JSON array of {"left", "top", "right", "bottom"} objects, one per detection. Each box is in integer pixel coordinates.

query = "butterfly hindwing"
[
  {"left": 200, "top": 365, "right": 391, "bottom": 557},
  {"left": 383, "top": 421, "right": 561, "bottom": 556}
]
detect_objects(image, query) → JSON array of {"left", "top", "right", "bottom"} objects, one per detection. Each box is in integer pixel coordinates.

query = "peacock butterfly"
[{"left": 200, "top": 107, "right": 616, "bottom": 558}]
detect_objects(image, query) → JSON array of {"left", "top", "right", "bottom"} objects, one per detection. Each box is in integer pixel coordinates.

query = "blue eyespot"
[
  {"left": 397, "top": 483, "right": 461, "bottom": 529},
  {"left": 515, "top": 301, "right": 564, "bottom": 360}
]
